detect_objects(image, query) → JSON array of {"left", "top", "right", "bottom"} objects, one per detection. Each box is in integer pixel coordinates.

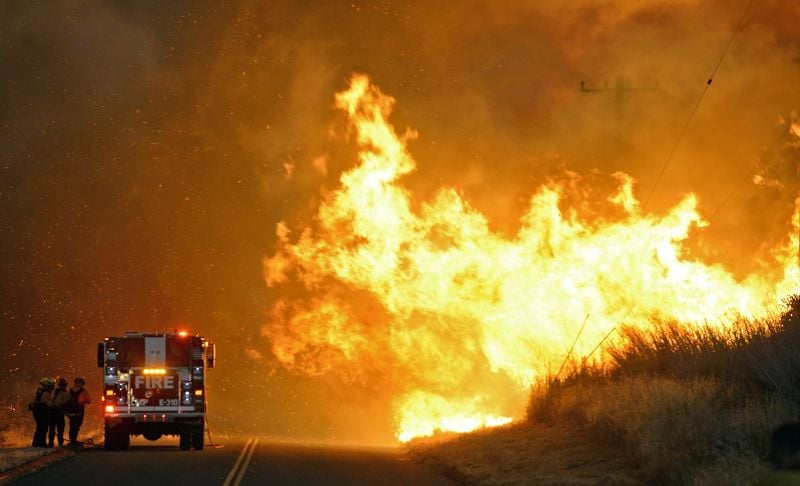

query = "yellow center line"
[
  {"left": 222, "top": 437, "right": 258, "bottom": 486},
  {"left": 231, "top": 437, "right": 259, "bottom": 486}
]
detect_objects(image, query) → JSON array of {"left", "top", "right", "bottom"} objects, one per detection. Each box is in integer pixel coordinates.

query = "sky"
[{"left": 2, "top": 0, "right": 799, "bottom": 443}]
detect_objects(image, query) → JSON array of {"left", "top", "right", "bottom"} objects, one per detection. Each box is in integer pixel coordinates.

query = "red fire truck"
[{"left": 97, "top": 331, "right": 215, "bottom": 450}]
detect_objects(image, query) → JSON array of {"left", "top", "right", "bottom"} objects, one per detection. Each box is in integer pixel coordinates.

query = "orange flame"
[{"left": 263, "top": 74, "right": 799, "bottom": 442}]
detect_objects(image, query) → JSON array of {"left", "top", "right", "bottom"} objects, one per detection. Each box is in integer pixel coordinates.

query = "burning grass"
[
  {"left": 414, "top": 296, "right": 800, "bottom": 485},
  {"left": 265, "top": 74, "right": 798, "bottom": 442},
  {"left": 0, "top": 399, "right": 58, "bottom": 475},
  {"left": 0, "top": 400, "right": 32, "bottom": 449}
]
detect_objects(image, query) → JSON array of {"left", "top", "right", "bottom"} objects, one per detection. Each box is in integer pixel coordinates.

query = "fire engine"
[{"left": 97, "top": 331, "right": 215, "bottom": 450}]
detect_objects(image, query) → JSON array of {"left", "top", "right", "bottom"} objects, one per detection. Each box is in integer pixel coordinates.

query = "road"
[{"left": 11, "top": 436, "right": 453, "bottom": 486}]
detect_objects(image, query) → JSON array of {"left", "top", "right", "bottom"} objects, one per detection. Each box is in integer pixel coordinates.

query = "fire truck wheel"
[
  {"left": 191, "top": 431, "right": 204, "bottom": 451},
  {"left": 179, "top": 433, "right": 191, "bottom": 450},
  {"left": 119, "top": 433, "right": 130, "bottom": 450},
  {"left": 103, "top": 434, "right": 115, "bottom": 450},
  {"left": 104, "top": 425, "right": 119, "bottom": 450}
]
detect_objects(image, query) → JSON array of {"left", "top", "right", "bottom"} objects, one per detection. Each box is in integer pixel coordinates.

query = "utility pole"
[{"left": 579, "top": 77, "right": 653, "bottom": 135}]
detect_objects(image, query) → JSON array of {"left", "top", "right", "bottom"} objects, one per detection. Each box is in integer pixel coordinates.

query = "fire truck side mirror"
[
  {"left": 97, "top": 342, "right": 105, "bottom": 368},
  {"left": 207, "top": 343, "right": 216, "bottom": 369}
]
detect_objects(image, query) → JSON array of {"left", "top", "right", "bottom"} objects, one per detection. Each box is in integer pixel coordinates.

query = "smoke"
[{"left": 1, "top": 0, "right": 799, "bottom": 443}]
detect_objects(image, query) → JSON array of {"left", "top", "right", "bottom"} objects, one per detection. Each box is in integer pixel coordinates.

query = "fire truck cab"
[{"left": 97, "top": 331, "right": 215, "bottom": 450}]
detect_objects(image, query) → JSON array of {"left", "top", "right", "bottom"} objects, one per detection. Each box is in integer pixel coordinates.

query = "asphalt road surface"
[{"left": 11, "top": 436, "right": 452, "bottom": 486}]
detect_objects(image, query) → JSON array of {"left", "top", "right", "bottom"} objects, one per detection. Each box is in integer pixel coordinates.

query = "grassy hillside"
[{"left": 413, "top": 296, "right": 800, "bottom": 485}]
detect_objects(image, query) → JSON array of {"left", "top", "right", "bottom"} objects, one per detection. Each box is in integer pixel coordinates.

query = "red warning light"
[{"left": 178, "top": 330, "right": 188, "bottom": 337}]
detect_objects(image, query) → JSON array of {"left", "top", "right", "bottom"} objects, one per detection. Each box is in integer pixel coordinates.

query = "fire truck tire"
[
  {"left": 191, "top": 431, "right": 204, "bottom": 451},
  {"left": 179, "top": 433, "right": 191, "bottom": 450},
  {"left": 119, "top": 433, "right": 130, "bottom": 450},
  {"left": 104, "top": 426, "right": 118, "bottom": 450}
]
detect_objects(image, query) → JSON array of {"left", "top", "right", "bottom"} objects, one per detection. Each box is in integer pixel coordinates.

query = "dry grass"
[
  {"left": 529, "top": 376, "right": 784, "bottom": 484},
  {"left": 416, "top": 296, "right": 800, "bottom": 485},
  {"left": 0, "top": 400, "right": 33, "bottom": 449},
  {"left": 0, "top": 399, "right": 58, "bottom": 475},
  {"left": 411, "top": 422, "right": 642, "bottom": 485}
]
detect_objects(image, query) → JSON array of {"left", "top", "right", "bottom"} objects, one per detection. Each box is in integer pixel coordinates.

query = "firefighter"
[
  {"left": 47, "top": 377, "right": 70, "bottom": 447},
  {"left": 28, "top": 377, "right": 54, "bottom": 448},
  {"left": 64, "top": 377, "right": 91, "bottom": 444}
]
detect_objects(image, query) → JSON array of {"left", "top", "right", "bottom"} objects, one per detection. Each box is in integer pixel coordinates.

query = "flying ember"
[{"left": 263, "top": 74, "right": 799, "bottom": 442}]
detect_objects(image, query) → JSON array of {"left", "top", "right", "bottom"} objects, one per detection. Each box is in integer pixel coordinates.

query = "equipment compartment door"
[{"left": 145, "top": 336, "right": 166, "bottom": 367}]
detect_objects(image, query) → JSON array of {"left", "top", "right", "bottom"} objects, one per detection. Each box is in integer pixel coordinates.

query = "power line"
[
  {"left": 642, "top": 0, "right": 756, "bottom": 210},
  {"left": 642, "top": 84, "right": 709, "bottom": 208},
  {"left": 582, "top": 0, "right": 759, "bottom": 364},
  {"left": 708, "top": 0, "right": 755, "bottom": 85},
  {"left": 655, "top": 1, "right": 676, "bottom": 25},
  {"left": 707, "top": 123, "right": 792, "bottom": 223}
]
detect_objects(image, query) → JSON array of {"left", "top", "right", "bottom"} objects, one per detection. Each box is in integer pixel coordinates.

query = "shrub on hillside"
[{"left": 527, "top": 295, "right": 800, "bottom": 484}]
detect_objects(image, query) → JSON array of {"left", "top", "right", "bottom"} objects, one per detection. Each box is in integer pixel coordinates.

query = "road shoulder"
[{"left": 0, "top": 446, "right": 78, "bottom": 484}]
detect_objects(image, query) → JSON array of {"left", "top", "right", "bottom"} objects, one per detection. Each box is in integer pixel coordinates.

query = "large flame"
[{"left": 263, "top": 74, "right": 799, "bottom": 442}]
